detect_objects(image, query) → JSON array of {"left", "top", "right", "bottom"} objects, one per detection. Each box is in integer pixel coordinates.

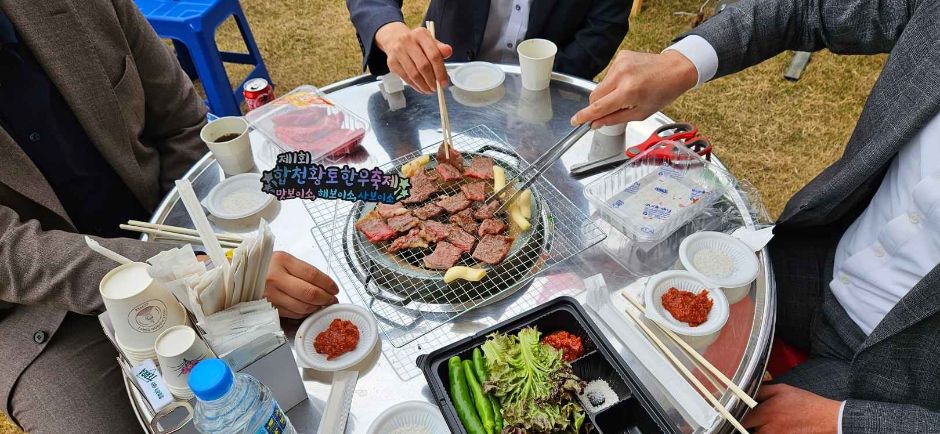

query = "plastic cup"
[
  {"left": 155, "top": 325, "right": 212, "bottom": 398},
  {"left": 100, "top": 262, "right": 188, "bottom": 356},
  {"left": 517, "top": 39, "right": 557, "bottom": 91},
  {"left": 200, "top": 117, "right": 255, "bottom": 175}
]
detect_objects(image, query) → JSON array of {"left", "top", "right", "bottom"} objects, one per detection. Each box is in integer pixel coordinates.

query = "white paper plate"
[
  {"left": 644, "top": 271, "right": 729, "bottom": 349},
  {"left": 451, "top": 62, "right": 506, "bottom": 92},
  {"left": 204, "top": 173, "right": 274, "bottom": 220},
  {"left": 679, "top": 231, "right": 759, "bottom": 288},
  {"left": 367, "top": 401, "right": 449, "bottom": 434},
  {"left": 294, "top": 304, "right": 378, "bottom": 372}
]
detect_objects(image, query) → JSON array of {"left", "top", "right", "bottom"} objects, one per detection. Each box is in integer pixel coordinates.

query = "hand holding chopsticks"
[
  {"left": 425, "top": 21, "right": 453, "bottom": 161},
  {"left": 620, "top": 300, "right": 751, "bottom": 434}
]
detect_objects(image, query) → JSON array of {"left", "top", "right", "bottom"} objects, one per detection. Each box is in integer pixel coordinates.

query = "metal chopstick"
[{"left": 486, "top": 122, "right": 592, "bottom": 211}]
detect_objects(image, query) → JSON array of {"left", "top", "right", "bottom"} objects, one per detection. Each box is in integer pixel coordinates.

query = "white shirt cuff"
[
  {"left": 663, "top": 35, "right": 719, "bottom": 88},
  {"left": 838, "top": 401, "right": 846, "bottom": 434}
]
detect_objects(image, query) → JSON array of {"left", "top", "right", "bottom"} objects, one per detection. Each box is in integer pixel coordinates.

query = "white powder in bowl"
[
  {"left": 692, "top": 248, "right": 735, "bottom": 279},
  {"left": 219, "top": 190, "right": 266, "bottom": 214}
]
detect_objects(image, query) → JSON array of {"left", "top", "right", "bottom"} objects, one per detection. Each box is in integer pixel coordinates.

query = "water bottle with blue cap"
[{"left": 188, "top": 358, "right": 296, "bottom": 434}]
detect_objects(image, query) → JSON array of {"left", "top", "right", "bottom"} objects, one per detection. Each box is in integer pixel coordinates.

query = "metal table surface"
[{"left": 147, "top": 64, "right": 774, "bottom": 433}]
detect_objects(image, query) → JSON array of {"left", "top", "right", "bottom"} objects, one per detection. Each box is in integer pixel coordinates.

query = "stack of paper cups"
[
  {"left": 100, "top": 262, "right": 188, "bottom": 365},
  {"left": 155, "top": 325, "right": 213, "bottom": 399}
]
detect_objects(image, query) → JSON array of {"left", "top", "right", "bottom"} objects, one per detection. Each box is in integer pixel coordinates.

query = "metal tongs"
[{"left": 485, "top": 122, "right": 592, "bottom": 211}]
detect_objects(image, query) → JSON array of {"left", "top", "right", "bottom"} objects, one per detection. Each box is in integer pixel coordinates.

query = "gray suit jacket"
[
  {"left": 687, "top": 0, "right": 940, "bottom": 432},
  {"left": 0, "top": 0, "right": 207, "bottom": 413}
]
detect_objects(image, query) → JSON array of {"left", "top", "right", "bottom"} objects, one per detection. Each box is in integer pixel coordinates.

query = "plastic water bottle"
[{"left": 188, "top": 358, "right": 297, "bottom": 434}]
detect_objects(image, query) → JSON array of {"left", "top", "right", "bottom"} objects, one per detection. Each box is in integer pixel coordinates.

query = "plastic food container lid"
[
  {"left": 584, "top": 141, "right": 730, "bottom": 245},
  {"left": 679, "top": 231, "right": 760, "bottom": 289},
  {"left": 244, "top": 85, "right": 369, "bottom": 159},
  {"left": 367, "top": 401, "right": 449, "bottom": 434},
  {"left": 451, "top": 62, "right": 506, "bottom": 92},
  {"left": 203, "top": 173, "right": 274, "bottom": 221},
  {"left": 644, "top": 270, "right": 729, "bottom": 337},
  {"left": 294, "top": 304, "right": 378, "bottom": 372}
]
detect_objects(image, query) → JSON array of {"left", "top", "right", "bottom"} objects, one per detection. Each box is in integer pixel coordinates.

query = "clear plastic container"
[
  {"left": 244, "top": 85, "right": 369, "bottom": 160},
  {"left": 584, "top": 141, "right": 731, "bottom": 245},
  {"left": 188, "top": 358, "right": 296, "bottom": 434}
]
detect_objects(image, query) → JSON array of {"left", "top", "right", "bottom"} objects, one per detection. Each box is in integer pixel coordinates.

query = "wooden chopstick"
[
  {"left": 621, "top": 292, "right": 759, "bottom": 408},
  {"left": 127, "top": 220, "right": 244, "bottom": 243},
  {"left": 426, "top": 20, "right": 452, "bottom": 159},
  {"left": 622, "top": 306, "right": 750, "bottom": 434},
  {"left": 120, "top": 224, "right": 241, "bottom": 249}
]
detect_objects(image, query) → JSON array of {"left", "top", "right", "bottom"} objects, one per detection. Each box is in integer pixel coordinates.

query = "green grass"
[{"left": 0, "top": 0, "right": 885, "bottom": 432}]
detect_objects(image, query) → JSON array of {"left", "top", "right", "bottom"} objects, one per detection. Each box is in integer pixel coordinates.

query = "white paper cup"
[
  {"left": 100, "top": 262, "right": 188, "bottom": 355},
  {"left": 598, "top": 123, "right": 627, "bottom": 136},
  {"left": 679, "top": 231, "right": 760, "bottom": 304},
  {"left": 155, "top": 325, "right": 212, "bottom": 398},
  {"left": 517, "top": 39, "right": 557, "bottom": 91},
  {"left": 200, "top": 116, "right": 255, "bottom": 175}
]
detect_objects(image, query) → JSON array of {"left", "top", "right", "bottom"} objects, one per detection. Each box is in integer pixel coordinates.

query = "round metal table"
[{"left": 147, "top": 64, "right": 774, "bottom": 433}]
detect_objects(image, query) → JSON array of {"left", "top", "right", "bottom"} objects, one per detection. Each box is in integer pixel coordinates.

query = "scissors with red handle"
[{"left": 569, "top": 122, "right": 713, "bottom": 176}]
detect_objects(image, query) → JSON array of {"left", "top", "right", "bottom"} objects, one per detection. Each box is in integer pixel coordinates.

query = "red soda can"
[{"left": 243, "top": 78, "right": 275, "bottom": 111}]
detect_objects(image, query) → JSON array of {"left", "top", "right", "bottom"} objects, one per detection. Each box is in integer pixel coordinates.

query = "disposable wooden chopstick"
[
  {"left": 120, "top": 225, "right": 241, "bottom": 249},
  {"left": 425, "top": 20, "right": 452, "bottom": 159},
  {"left": 621, "top": 292, "right": 758, "bottom": 408},
  {"left": 127, "top": 220, "right": 244, "bottom": 243},
  {"left": 622, "top": 306, "right": 749, "bottom": 434}
]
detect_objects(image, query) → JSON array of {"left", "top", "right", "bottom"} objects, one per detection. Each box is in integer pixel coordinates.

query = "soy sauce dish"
[{"left": 419, "top": 297, "right": 678, "bottom": 434}]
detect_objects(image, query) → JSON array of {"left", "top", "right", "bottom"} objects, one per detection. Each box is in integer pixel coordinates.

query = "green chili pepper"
[
  {"left": 474, "top": 348, "right": 502, "bottom": 432},
  {"left": 449, "top": 356, "right": 486, "bottom": 434},
  {"left": 463, "top": 360, "right": 496, "bottom": 434},
  {"left": 472, "top": 348, "right": 488, "bottom": 381},
  {"left": 490, "top": 396, "right": 503, "bottom": 432}
]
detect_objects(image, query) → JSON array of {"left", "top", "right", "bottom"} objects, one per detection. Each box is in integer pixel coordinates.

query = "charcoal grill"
[{"left": 305, "top": 126, "right": 606, "bottom": 348}]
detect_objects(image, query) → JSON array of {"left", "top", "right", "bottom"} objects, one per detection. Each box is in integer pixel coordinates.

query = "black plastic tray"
[{"left": 417, "top": 296, "right": 679, "bottom": 434}]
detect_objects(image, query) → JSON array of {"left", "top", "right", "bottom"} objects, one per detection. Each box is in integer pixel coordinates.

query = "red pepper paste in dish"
[
  {"left": 542, "top": 331, "right": 584, "bottom": 362},
  {"left": 313, "top": 319, "right": 360, "bottom": 360},
  {"left": 661, "top": 287, "right": 713, "bottom": 327}
]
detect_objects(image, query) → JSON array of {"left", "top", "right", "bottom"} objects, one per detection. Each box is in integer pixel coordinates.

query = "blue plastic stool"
[{"left": 135, "top": 0, "right": 271, "bottom": 116}]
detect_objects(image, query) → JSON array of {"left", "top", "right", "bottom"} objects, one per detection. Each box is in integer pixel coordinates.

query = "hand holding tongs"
[
  {"left": 569, "top": 122, "right": 713, "bottom": 177},
  {"left": 486, "top": 122, "right": 593, "bottom": 211}
]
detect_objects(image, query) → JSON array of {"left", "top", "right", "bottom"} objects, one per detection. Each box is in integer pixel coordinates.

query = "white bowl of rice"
[{"left": 679, "top": 231, "right": 759, "bottom": 304}]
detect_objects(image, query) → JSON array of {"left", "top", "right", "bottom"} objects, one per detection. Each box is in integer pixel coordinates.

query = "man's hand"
[
  {"left": 264, "top": 251, "right": 340, "bottom": 319},
  {"left": 742, "top": 384, "right": 841, "bottom": 434},
  {"left": 571, "top": 50, "right": 698, "bottom": 128},
  {"left": 374, "top": 22, "right": 453, "bottom": 94}
]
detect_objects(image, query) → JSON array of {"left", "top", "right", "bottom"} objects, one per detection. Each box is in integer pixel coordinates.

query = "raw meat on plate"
[
  {"left": 355, "top": 212, "right": 397, "bottom": 242},
  {"left": 436, "top": 192, "right": 472, "bottom": 213},
  {"left": 423, "top": 241, "right": 463, "bottom": 270},
  {"left": 472, "top": 235, "right": 514, "bottom": 265}
]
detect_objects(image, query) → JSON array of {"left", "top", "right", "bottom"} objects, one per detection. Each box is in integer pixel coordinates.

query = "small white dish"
[
  {"left": 204, "top": 173, "right": 274, "bottom": 221},
  {"left": 644, "top": 270, "right": 729, "bottom": 350},
  {"left": 451, "top": 62, "right": 506, "bottom": 93},
  {"left": 294, "top": 304, "right": 379, "bottom": 372},
  {"left": 367, "top": 401, "right": 449, "bottom": 434},
  {"left": 679, "top": 231, "right": 760, "bottom": 304}
]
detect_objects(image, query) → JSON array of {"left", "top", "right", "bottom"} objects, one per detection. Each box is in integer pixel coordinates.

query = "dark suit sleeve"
[
  {"left": 112, "top": 0, "right": 209, "bottom": 194},
  {"left": 0, "top": 205, "right": 166, "bottom": 314},
  {"left": 346, "top": 0, "right": 406, "bottom": 76},
  {"left": 683, "top": 0, "right": 915, "bottom": 79},
  {"left": 554, "top": 0, "right": 631, "bottom": 79},
  {"left": 842, "top": 399, "right": 940, "bottom": 434}
]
